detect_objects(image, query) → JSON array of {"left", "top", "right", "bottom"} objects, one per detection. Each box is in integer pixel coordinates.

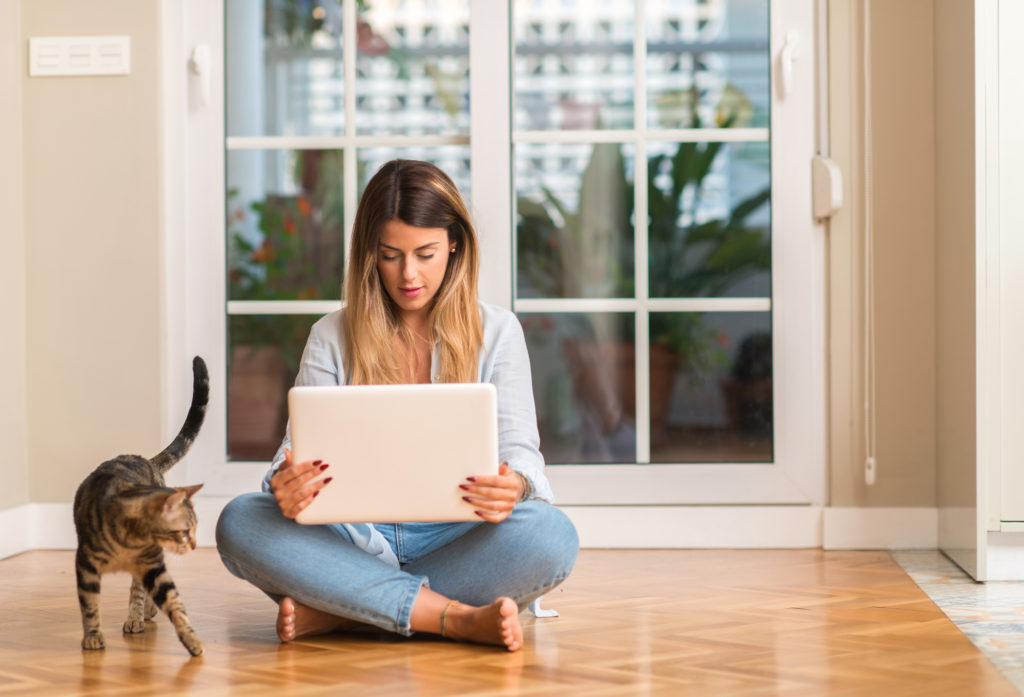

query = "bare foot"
[
  {"left": 443, "top": 597, "right": 523, "bottom": 652},
  {"left": 276, "top": 597, "right": 364, "bottom": 642}
]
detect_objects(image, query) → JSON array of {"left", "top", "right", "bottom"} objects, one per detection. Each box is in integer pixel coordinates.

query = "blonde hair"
[{"left": 343, "top": 159, "right": 483, "bottom": 385}]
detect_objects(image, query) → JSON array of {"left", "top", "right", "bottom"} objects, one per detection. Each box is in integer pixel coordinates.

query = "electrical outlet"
[{"left": 29, "top": 36, "right": 130, "bottom": 77}]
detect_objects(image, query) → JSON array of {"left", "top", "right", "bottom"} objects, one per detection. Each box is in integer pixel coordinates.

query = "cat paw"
[
  {"left": 123, "top": 618, "right": 147, "bottom": 634},
  {"left": 181, "top": 635, "right": 204, "bottom": 657},
  {"left": 81, "top": 633, "right": 105, "bottom": 650}
]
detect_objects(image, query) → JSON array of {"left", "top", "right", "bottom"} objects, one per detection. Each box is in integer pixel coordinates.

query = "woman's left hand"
[{"left": 460, "top": 462, "right": 524, "bottom": 523}]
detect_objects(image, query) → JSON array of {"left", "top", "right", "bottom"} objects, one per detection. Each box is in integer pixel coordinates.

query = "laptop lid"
[{"left": 288, "top": 383, "right": 499, "bottom": 524}]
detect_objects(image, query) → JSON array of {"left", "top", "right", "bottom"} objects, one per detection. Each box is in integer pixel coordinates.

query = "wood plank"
[{"left": 0, "top": 549, "right": 1015, "bottom": 696}]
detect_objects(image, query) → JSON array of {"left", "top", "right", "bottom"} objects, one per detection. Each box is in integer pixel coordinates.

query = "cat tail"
[{"left": 151, "top": 356, "right": 210, "bottom": 473}]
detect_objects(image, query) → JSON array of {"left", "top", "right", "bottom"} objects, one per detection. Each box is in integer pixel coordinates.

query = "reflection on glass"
[
  {"left": 228, "top": 314, "right": 314, "bottom": 461},
  {"left": 227, "top": 149, "right": 344, "bottom": 301},
  {"left": 648, "top": 140, "right": 769, "bottom": 298},
  {"left": 513, "top": 0, "right": 635, "bottom": 131},
  {"left": 226, "top": 0, "right": 345, "bottom": 137},
  {"left": 516, "top": 143, "right": 635, "bottom": 299},
  {"left": 357, "top": 146, "right": 471, "bottom": 201},
  {"left": 649, "top": 312, "right": 771, "bottom": 463},
  {"left": 356, "top": 1, "right": 470, "bottom": 136},
  {"left": 646, "top": 0, "right": 769, "bottom": 130},
  {"left": 519, "top": 313, "right": 635, "bottom": 464}
]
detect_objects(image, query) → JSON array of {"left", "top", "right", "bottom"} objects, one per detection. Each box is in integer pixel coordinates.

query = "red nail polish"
[
  {"left": 466, "top": 476, "right": 477, "bottom": 482},
  {"left": 313, "top": 460, "right": 323, "bottom": 466},
  {"left": 319, "top": 463, "right": 330, "bottom": 471},
  {"left": 323, "top": 477, "right": 333, "bottom": 485},
  {"left": 462, "top": 496, "right": 472, "bottom": 502},
  {"left": 313, "top": 491, "right": 320, "bottom": 498},
  {"left": 459, "top": 484, "right": 469, "bottom": 490}
]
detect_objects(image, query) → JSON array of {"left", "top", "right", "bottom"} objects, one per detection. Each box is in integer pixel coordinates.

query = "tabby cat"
[{"left": 73, "top": 356, "right": 209, "bottom": 657}]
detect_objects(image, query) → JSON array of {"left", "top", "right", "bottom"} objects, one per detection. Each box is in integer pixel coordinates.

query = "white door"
[{"left": 173, "top": 0, "right": 825, "bottom": 541}]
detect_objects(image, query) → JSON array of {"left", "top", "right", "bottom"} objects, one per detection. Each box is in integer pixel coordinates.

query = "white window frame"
[{"left": 167, "top": 0, "right": 825, "bottom": 510}]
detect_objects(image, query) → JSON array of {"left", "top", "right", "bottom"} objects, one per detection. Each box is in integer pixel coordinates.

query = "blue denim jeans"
[{"left": 215, "top": 493, "right": 579, "bottom": 636}]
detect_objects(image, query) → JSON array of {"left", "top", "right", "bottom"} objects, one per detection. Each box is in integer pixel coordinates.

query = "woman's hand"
[
  {"left": 269, "top": 449, "right": 332, "bottom": 519},
  {"left": 459, "top": 462, "right": 524, "bottom": 524}
]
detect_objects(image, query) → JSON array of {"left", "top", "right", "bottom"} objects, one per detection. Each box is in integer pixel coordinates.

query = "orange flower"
[
  {"left": 251, "top": 241, "right": 275, "bottom": 263},
  {"left": 296, "top": 197, "right": 312, "bottom": 217},
  {"left": 283, "top": 219, "right": 297, "bottom": 236}
]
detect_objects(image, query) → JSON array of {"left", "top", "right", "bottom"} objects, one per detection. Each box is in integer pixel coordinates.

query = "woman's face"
[{"left": 376, "top": 218, "right": 453, "bottom": 325}]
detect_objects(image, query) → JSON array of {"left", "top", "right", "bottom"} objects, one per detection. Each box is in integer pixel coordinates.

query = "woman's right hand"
[{"left": 269, "top": 449, "right": 332, "bottom": 519}]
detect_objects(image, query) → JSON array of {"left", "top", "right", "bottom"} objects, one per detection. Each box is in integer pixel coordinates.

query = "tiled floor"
[{"left": 893, "top": 550, "right": 1024, "bottom": 695}]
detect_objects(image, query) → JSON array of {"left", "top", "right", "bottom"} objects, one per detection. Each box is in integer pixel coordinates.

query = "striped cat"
[{"left": 73, "top": 356, "right": 209, "bottom": 657}]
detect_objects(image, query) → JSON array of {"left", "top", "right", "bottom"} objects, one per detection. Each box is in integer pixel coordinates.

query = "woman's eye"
[
  {"left": 382, "top": 254, "right": 399, "bottom": 261},
  {"left": 418, "top": 254, "right": 435, "bottom": 260}
]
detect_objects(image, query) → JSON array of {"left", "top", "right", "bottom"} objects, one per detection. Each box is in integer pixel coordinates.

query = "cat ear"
[
  {"left": 180, "top": 483, "right": 204, "bottom": 500},
  {"left": 161, "top": 484, "right": 203, "bottom": 514}
]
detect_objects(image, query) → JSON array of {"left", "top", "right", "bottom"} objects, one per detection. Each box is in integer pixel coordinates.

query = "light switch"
[{"left": 29, "top": 36, "right": 130, "bottom": 77}]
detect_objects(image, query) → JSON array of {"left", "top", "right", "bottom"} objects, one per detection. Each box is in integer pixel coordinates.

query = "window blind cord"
[{"left": 863, "top": 0, "right": 878, "bottom": 486}]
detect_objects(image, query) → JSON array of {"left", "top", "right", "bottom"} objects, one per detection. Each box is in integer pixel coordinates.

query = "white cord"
[{"left": 862, "top": 0, "right": 877, "bottom": 486}]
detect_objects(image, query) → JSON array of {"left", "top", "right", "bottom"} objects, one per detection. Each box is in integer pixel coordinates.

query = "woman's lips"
[{"left": 400, "top": 286, "right": 423, "bottom": 298}]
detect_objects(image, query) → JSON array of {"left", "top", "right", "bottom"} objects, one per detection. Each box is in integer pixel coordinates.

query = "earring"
[{"left": 450, "top": 247, "right": 456, "bottom": 253}]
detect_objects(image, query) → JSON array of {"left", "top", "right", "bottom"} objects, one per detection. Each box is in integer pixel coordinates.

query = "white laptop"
[{"left": 288, "top": 383, "right": 499, "bottom": 524}]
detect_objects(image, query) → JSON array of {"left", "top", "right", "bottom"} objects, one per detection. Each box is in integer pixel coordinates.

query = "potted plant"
[
  {"left": 515, "top": 85, "right": 770, "bottom": 445},
  {"left": 226, "top": 150, "right": 345, "bottom": 459}
]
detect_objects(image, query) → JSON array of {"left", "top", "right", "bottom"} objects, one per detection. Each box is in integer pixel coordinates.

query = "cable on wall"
[{"left": 862, "top": 0, "right": 878, "bottom": 486}]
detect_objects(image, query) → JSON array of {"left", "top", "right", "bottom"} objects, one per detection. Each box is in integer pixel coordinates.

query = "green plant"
[
  {"left": 227, "top": 150, "right": 345, "bottom": 375},
  {"left": 515, "top": 85, "right": 770, "bottom": 375}
]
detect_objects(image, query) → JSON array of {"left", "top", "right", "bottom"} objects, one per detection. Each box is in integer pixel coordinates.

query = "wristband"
[{"left": 513, "top": 469, "right": 533, "bottom": 502}]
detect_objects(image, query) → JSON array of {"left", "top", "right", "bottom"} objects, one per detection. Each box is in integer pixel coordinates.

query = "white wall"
[
  {"left": 0, "top": 0, "right": 29, "bottom": 511},
  {"left": 20, "top": 0, "right": 164, "bottom": 503}
]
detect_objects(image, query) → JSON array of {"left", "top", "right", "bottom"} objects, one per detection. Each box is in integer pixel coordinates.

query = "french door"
[{"left": 175, "top": 0, "right": 825, "bottom": 512}]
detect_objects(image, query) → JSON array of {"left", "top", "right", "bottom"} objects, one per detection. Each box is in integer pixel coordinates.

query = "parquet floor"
[{"left": 0, "top": 548, "right": 1017, "bottom": 696}]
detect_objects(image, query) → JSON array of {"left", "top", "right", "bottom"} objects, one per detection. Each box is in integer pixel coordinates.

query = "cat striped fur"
[{"left": 73, "top": 356, "right": 209, "bottom": 657}]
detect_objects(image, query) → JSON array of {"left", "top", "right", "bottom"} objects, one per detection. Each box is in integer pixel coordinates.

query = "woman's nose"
[{"left": 402, "top": 258, "right": 416, "bottom": 280}]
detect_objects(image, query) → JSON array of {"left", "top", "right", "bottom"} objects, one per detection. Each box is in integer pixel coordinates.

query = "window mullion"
[
  {"left": 343, "top": 0, "right": 358, "bottom": 279},
  {"left": 634, "top": 0, "right": 650, "bottom": 464},
  {"left": 470, "top": 0, "right": 512, "bottom": 309}
]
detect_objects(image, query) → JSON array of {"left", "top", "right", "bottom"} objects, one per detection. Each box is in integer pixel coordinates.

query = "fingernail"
[
  {"left": 313, "top": 491, "right": 320, "bottom": 498},
  {"left": 466, "top": 476, "right": 476, "bottom": 482},
  {"left": 313, "top": 460, "right": 323, "bottom": 466},
  {"left": 319, "top": 463, "right": 329, "bottom": 471},
  {"left": 459, "top": 484, "right": 469, "bottom": 490},
  {"left": 323, "top": 477, "right": 334, "bottom": 485},
  {"left": 462, "top": 496, "right": 472, "bottom": 502}
]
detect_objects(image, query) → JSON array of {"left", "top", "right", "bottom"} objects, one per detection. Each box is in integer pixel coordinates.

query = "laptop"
[{"left": 288, "top": 383, "right": 499, "bottom": 524}]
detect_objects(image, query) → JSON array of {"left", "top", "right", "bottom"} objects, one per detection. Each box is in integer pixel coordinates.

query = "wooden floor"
[{"left": 0, "top": 548, "right": 1017, "bottom": 696}]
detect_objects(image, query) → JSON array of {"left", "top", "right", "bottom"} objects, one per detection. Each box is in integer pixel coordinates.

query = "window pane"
[
  {"left": 649, "top": 312, "right": 771, "bottom": 463},
  {"left": 356, "top": 1, "right": 470, "bottom": 136},
  {"left": 357, "top": 146, "right": 471, "bottom": 201},
  {"left": 513, "top": 1, "right": 635, "bottom": 131},
  {"left": 646, "top": 0, "right": 770, "bottom": 130},
  {"left": 227, "top": 314, "right": 314, "bottom": 461},
  {"left": 227, "top": 149, "right": 344, "bottom": 301},
  {"left": 516, "top": 142, "right": 635, "bottom": 299},
  {"left": 519, "top": 312, "right": 635, "bottom": 464},
  {"left": 647, "top": 140, "right": 770, "bottom": 298},
  {"left": 226, "top": 0, "right": 345, "bottom": 137}
]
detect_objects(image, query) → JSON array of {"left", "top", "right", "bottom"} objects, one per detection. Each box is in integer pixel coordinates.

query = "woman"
[{"left": 216, "top": 159, "right": 579, "bottom": 652}]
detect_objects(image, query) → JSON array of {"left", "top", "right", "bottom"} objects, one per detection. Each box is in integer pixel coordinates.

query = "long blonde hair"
[{"left": 343, "top": 159, "right": 483, "bottom": 385}]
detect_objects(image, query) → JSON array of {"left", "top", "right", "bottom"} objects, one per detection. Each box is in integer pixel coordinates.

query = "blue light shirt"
[{"left": 261, "top": 301, "right": 554, "bottom": 567}]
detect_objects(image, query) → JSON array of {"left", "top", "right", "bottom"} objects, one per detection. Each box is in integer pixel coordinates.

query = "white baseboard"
[
  {"left": 823, "top": 507, "right": 938, "bottom": 549},
  {"left": 985, "top": 532, "right": 1024, "bottom": 581},
  {"left": 0, "top": 503, "right": 78, "bottom": 558},
  {"left": 2, "top": 502, "right": 943, "bottom": 559},
  {"left": 562, "top": 505, "right": 823, "bottom": 548}
]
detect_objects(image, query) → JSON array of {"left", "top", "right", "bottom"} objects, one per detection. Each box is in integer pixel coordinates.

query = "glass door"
[{"left": 181, "top": 0, "right": 824, "bottom": 509}]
